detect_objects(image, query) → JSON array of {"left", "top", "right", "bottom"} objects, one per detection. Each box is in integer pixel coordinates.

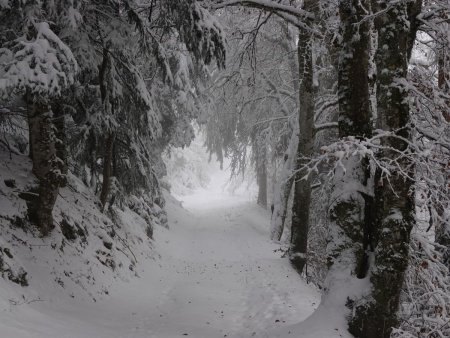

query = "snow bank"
[{"left": 0, "top": 149, "right": 161, "bottom": 305}]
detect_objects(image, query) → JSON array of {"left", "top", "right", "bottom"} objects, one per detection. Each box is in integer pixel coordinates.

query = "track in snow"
[
  {"left": 133, "top": 191, "right": 319, "bottom": 338},
  {"left": 0, "top": 190, "right": 319, "bottom": 338}
]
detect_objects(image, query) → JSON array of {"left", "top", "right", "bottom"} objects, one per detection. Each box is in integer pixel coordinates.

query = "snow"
[
  {"left": 0, "top": 22, "right": 78, "bottom": 97},
  {"left": 145, "top": 191, "right": 319, "bottom": 338},
  {"left": 0, "top": 145, "right": 323, "bottom": 337}
]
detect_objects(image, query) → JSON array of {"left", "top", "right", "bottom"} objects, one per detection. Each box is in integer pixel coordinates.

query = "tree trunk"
[
  {"left": 289, "top": 14, "right": 315, "bottom": 273},
  {"left": 337, "top": 1, "right": 372, "bottom": 140},
  {"left": 270, "top": 124, "right": 298, "bottom": 241},
  {"left": 100, "top": 132, "right": 115, "bottom": 210},
  {"left": 257, "top": 149, "right": 268, "bottom": 209},
  {"left": 268, "top": 23, "right": 300, "bottom": 241},
  {"left": 349, "top": 2, "right": 421, "bottom": 337},
  {"left": 325, "top": 0, "right": 373, "bottom": 334},
  {"left": 98, "top": 47, "right": 115, "bottom": 211},
  {"left": 328, "top": 0, "right": 372, "bottom": 264},
  {"left": 52, "top": 100, "right": 68, "bottom": 187},
  {"left": 436, "top": 20, "right": 450, "bottom": 268},
  {"left": 27, "top": 97, "right": 63, "bottom": 236},
  {"left": 435, "top": 203, "right": 450, "bottom": 268}
]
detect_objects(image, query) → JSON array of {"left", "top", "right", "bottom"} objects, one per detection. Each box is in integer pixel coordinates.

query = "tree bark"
[
  {"left": 328, "top": 0, "right": 372, "bottom": 267},
  {"left": 98, "top": 48, "right": 115, "bottom": 211},
  {"left": 324, "top": 0, "right": 373, "bottom": 335},
  {"left": 26, "top": 96, "right": 63, "bottom": 235},
  {"left": 270, "top": 125, "right": 298, "bottom": 241},
  {"left": 257, "top": 147, "right": 268, "bottom": 209},
  {"left": 436, "top": 20, "right": 450, "bottom": 268},
  {"left": 268, "top": 23, "right": 300, "bottom": 241},
  {"left": 100, "top": 132, "right": 115, "bottom": 210},
  {"left": 52, "top": 100, "right": 68, "bottom": 187},
  {"left": 348, "top": 2, "right": 421, "bottom": 337},
  {"left": 435, "top": 202, "right": 450, "bottom": 268},
  {"left": 337, "top": 0, "right": 372, "bottom": 140},
  {"left": 289, "top": 10, "right": 315, "bottom": 273}
]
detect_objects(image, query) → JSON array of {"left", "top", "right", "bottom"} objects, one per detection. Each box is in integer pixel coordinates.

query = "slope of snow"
[
  {"left": 0, "top": 150, "right": 156, "bottom": 298},
  {"left": 0, "top": 188, "right": 321, "bottom": 337},
  {"left": 0, "top": 149, "right": 158, "bottom": 336},
  {"left": 0, "top": 146, "right": 323, "bottom": 337}
]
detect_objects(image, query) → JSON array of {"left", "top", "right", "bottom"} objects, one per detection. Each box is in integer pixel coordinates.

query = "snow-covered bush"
[{"left": 394, "top": 234, "right": 450, "bottom": 338}]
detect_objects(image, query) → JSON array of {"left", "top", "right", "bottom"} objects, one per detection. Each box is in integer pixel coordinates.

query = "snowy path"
[
  {"left": 0, "top": 191, "right": 319, "bottom": 338},
  {"left": 138, "top": 193, "right": 319, "bottom": 338}
]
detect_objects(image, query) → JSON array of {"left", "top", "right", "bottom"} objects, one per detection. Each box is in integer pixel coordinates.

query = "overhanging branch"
[{"left": 209, "top": 0, "right": 321, "bottom": 36}]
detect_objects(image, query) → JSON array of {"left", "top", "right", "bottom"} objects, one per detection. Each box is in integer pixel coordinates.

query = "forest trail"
[
  {"left": 139, "top": 190, "right": 319, "bottom": 338},
  {"left": 0, "top": 188, "right": 319, "bottom": 338}
]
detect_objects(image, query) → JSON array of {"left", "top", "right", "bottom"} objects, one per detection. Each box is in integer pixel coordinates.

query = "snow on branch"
[
  {"left": 209, "top": 0, "right": 321, "bottom": 35},
  {"left": 393, "top": 233, "right": 450, "bottom": 338},
  {"left": 314, "top": 121, "right": 338, "bottom": 133},
  {"left": 211, "top": 0, "right": 314, "bottom": 18},
  {"left": 0, "top": 22, "right": 78, "bottom": 97},
  {"left": 293, "top": 130, "right": 449, "bottom": 206}
]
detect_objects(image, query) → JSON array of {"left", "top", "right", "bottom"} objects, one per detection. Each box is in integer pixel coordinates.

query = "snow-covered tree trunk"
[
  {"left": 327, "top": 0, "right": 372, "bottom": 264},
  {"left": 290, "top": 5, "right": 315, "bottom": 273},
  {"left": 323, "top": 0, "right": 373, "bottom": 335},
  {"left": 269, "top": 23, "right": 300, "bottom": 241},
  {"left": 436, "top": 24, "right": 450, "bottom": 268},
  {"left": 436, "top": 205, "right": 450, "bottom": 268},
  {"left": 26, "top": 96, "right": 62, "bottom": 235},
  {"left": 98, "top": 48, "right": 115, "bottom": 211},
  {"left": 100, "top": 132, "right": 115, "bottom": 210},
  {"left": 257, "top": 146, "right": 268, "bottom": 209},
  {"left": 0, "top": 18, "right": 78, "bottom": 235},
  {"left": 52, "top": 100, "right": 68, "bottom": 187},
  {"left": 349, "top": 2, "right": 421, "bottom": 337},
  {"left": 438, "top": 42, "right": 450, "bottom": 95},
  {"left": 270, "top": 124, "right": 298, "bottom": 241}
]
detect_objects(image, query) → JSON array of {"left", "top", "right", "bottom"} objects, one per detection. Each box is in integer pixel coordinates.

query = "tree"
[
  {"left": 433, "top": 7, "right": 450, "bottom": 268},
  {"left": 347, "top": 1, "right": 422, "bottom": 336},
  {"left": 0, "top": 2, "right": 79, "bottom": 235},
  {"left": 289, "top": 0, "right": 316, "bottom": 274},
  {"left": 209, "top": 2, "right": 448, "bottom": 338},
  {"left": 205, "top": 11, "right": 299, "bottom": 209},
  {"left": 1, "top": 0, "right": 226, "bottom": 235}
]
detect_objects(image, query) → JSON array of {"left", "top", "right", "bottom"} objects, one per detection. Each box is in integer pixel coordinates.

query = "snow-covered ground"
[
  {"left": 0, "top": 162, "right": 322, "bottom": 338},
  {"left": 145, "top": 190, "right": 319, "bottom": 338}
]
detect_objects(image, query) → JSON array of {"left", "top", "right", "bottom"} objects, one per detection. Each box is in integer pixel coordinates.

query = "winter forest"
[{"left": 0, "top": 0, "right": 449, "bottom": 337}]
